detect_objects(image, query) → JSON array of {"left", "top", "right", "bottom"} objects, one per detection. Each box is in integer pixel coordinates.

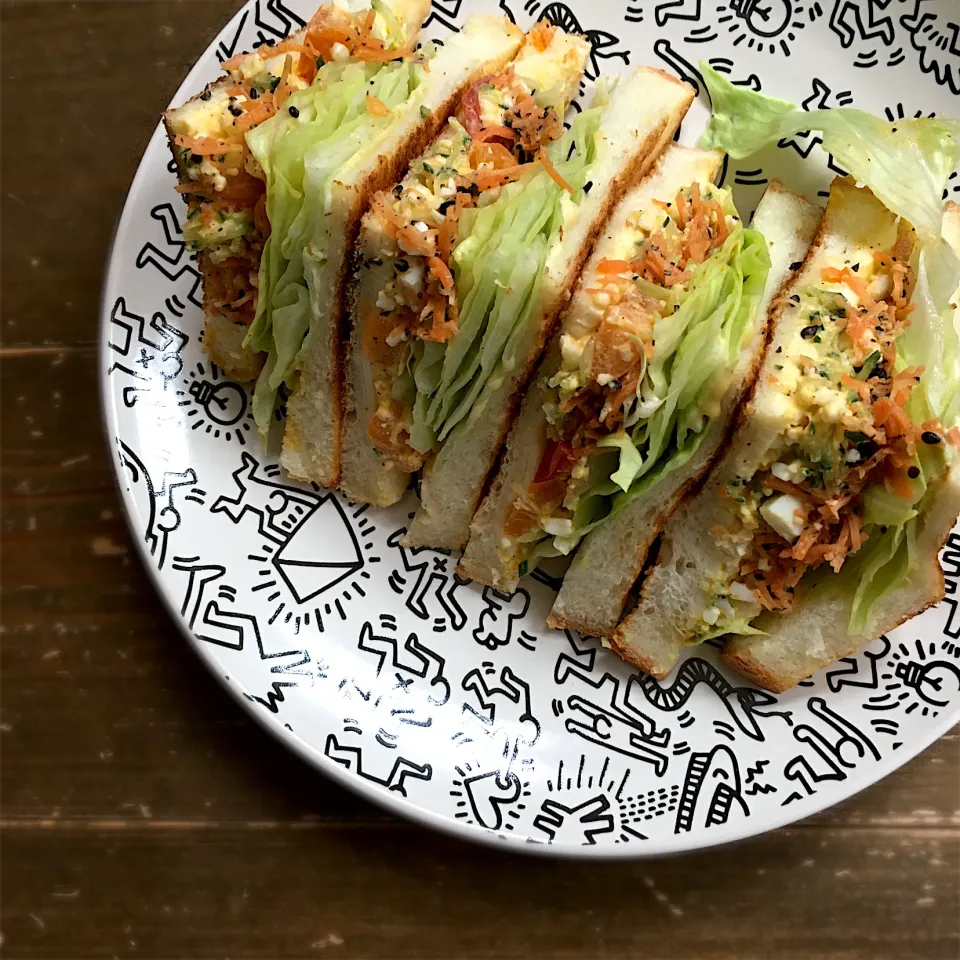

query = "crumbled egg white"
[
  {"left": 399, "top": 260, "right": 424, "bottom": 291},
  {"left": 759, "top": 493, "right": 805, "bottom": 542},
  {"left": 729, "top": 581, "right": 755, "bottom": 604}
]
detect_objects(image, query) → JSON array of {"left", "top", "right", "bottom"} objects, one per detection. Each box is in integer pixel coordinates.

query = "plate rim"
[{"left": 98, "top": 0, "right": 960, "bottom": 859}]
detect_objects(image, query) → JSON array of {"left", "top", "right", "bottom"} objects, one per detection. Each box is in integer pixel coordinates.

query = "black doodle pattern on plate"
[
  {"left": 828, "top": 0, "right": 905, "bottom": 70},
  {"left": 104, "top": 0, "right": 960, "bottom": 851},
  {"left": 901, "top": 0, "right": 960, "bottom": 94}
]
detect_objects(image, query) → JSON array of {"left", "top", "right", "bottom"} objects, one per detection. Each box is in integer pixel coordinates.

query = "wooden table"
[{"left": 1, "top": 2, "right": 958, "bottom": 957}]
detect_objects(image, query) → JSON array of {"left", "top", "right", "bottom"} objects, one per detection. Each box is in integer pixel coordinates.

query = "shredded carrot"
[
  {"left": 596, "top": 259, "right": 632, "bottom": 275},
  {"left": 529, "top": 20, "right": 557, "bottom": 51},
  {"left": 370, "top": 192, "right": 402, "bottom": 238},
  {"left": 173, "top": 134, "right": 240, "bottom": 156},
  {"left": 709, "top": 199, "right": 727, "bottom": 244},
  {"left": 427, "top": 256, "right": 454, "bottom": 294},
  {"left": 396, "top": 224, "right": 436, "bottom": 257},
  {"left": 675, "top": 189, "right": 688, "bottom": 229},
  {"left": 365, "top": 93, "right": 391, "bottom": 117},
  {"left": 790, "top": 525, "right": 819, "bottom": 562},
  {"left": 234, "top": 95, "right": 276, "bottom": 133},
  {"left": 765, "top": 476, "right": 808, "bottom": 499},
  {"left": 538, "top": 149, "right": 572, "bottom": 193},
  {"left": 949, "top": 426, "right": 960, "bottom": 450},
  {"left": 274, "top": 55, "right": 296, "bottom": 109},
  {"left": 474, "top": 125, "right": 516, "bottom": 144},
  {"left": 821, "top": 266, "right": 877, "bottom": 311}
]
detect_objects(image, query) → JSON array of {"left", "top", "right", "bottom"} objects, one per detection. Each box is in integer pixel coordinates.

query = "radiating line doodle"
[{"left": 901, "top": 0, "right": 959, "bottom": 94}]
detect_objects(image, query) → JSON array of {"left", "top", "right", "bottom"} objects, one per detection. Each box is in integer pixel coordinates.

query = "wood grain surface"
[{"left": 1, "top": 2, "right": 958, "bottom": 958}]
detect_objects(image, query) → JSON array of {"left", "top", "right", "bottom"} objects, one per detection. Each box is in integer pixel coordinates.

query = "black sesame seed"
[
  {"left": 191, "top": 153, "right": 202, "bottom": 164},
  {"left": 775, "top": 346, "right": 782, "bottom": 354},
  {"left": 288, "top": 105, "right": 300, "bottom": 118},
  {"left": 583, "top": 181, "right": 593, "bottom": 194},
  {"left": 908, "top": 465, "right": 920, "bottom": 479},
  {"left": 228, "top": 103, "right": 243, "bottom": 117},
  {"left": 800, "top": 325, "right": 820, "bottom": 339},
  {"left": 851, "top": 262, "right": 860, "bottom": 272},
  {"left": 438, "top": 200, "right": 455, "bottom": 214},
  {"left": 394, "top": 258, "right": 409, "bottom": 272},
  {"left": 922, "top": 430, "right": 942, "bottom": 445},
  {"left": 200, "top": 90, "right": 212, "bottom": 101},
  {"left": 249, "top": 87, "right": 260, "bottom": 99},
  {"left": 789, "top": 260, "right": 802, "bottom": 270},
  {"left": 566, "top": 142, "right": 575, "bottom": 162}
]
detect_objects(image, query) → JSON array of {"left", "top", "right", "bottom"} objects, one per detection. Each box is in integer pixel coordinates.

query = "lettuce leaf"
[
  {"left": 405, "top": 109, "right": 603, "bottom": 457},
  {"left": 246, "top": 59, "right": 424, "bottom": 432},
  {"left": 536, "top": 209, "right": 770, "bottom": 556},
  {"left": 699, "top": 63, "right": 960, "bottom": 243}
]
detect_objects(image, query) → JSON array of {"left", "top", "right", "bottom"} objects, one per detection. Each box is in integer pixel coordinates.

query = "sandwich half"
[
  {"left": 614, "top": 181, "right": 960, "bottom": 689},
  {"left": 547, "top": 179, "right": 822, "bottom": 634},
  {"left": 238, "top": 14, "right": 527, "bottom": 487},
  {"left": 164, "top": 0, "right": 431, "bottom": 384},
  {"left": 459, "top": 151, "right": 818, "bottom": 607},
  {"left": 340, "top": 23, "right": 590, "bottom": 506},
  {"left": 374, "top": 66, "right": 695, "bottom": 549}
]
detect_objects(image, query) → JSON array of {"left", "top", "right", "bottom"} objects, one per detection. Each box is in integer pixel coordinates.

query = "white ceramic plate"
[{"left": 101, "top": 0, "right": 960, "bottom": 856}]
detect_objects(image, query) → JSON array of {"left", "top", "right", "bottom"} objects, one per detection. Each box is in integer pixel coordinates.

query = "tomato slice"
[{"left": 533, "top": 439, "right": 578, "bottom": 484}]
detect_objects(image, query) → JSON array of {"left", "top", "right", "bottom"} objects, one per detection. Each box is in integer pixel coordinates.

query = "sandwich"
[
  {"left": 459, "top": 148, "right": 820, "bottom": 643},
  {"left": 340, "top": 22, "right": 590, "bottom": 506},
  {"left": 249, "top": 14, "right": 530, "bottom": 487},
  {"left": 164, "top": 0, "right": 432, "bottom": 384},
  {"left": 611, "top": 68, "right": 960, "bottom": 691},
  {"left": 342, "top": 60, "right": 696, "bottom": 545}
]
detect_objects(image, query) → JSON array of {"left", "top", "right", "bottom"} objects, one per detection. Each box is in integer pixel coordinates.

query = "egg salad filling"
[
  {"left": 358, "top": 23, "right": 589, "bottom": 467},
  {"left": 691, "top": 229, "right": 960, "bottom": 642},
  {"left": 501, "top": 182, "right": 771, "bottom": 569},
  {"left": 168, "top": 1, "right": 420, "bottom": 335}
]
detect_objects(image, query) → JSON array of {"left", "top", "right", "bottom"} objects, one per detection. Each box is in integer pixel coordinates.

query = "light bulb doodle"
[
  {"left": 868, "top": 638, "right": 960, "bottom": 718},
  {"left": 716, "top": 0, "right": 809, "bottom": 55},
  {"left": 732, "top": 0, "right": 792, "bottom": 37},
  {"left": 188, "top": 378, "right": 247, "bottom": 426},
  {"left": 894, "top": 659, "right": 960, "bottom": 711},
  {"left": 177, "top": 360, "right": 254, "bottom": 444}
]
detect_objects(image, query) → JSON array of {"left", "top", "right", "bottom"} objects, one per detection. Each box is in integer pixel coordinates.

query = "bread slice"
[
  {"left": 279, "top": 15, "right": 525, "bottom": 487},
  {"left": 163, "top": 0, "right": 431, "bottom": 383},
  {"left": 458, "top": 145, "right": 726, "bottom": 590},
  {"left": 339, "top": 27, "right": 591, "bottom": 507},
  {"left": 613, "top": 183, "right": 960, "bottom": 685},
  {"left": 404, "top": 67, "right": 695, "bottom": 550},
  {"left": 543, "top": 179, "right": 821, "bottom": 635}
]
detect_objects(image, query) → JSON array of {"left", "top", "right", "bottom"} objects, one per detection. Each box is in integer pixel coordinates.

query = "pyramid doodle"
[{"left": 272, "top": 496, "right": 363, "bottom": 603}]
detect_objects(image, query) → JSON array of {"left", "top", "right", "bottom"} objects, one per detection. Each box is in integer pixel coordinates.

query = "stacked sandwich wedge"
[
  {"left": 342, "top": 55, "right": 695, "bottom": 544},
  {"left": 459, "top": 146, "right": 820, "bottom": 637},
  {"left": 165, "top": 0, "right": 434, "bottom": 384},
  {"left": 610, "top": 68, "right": 960, "bottom": 691},
  {"left": 167, "top": 2, "right": 531, "bottom": 486},
  {"left": 341, "top": 22, "right": 591, "bottom": 505}
]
